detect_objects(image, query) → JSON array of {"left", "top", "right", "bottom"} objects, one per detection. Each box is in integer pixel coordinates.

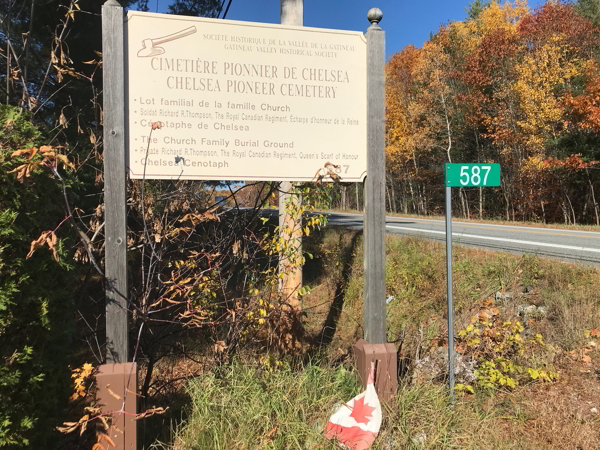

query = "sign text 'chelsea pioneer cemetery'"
[{"left": 126, "top": 12, "right": 368, "bottom": 181}]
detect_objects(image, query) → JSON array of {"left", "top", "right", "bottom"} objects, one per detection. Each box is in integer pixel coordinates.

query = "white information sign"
[{"left": 125, "top": 11, "right": 367, "bottom": 181}]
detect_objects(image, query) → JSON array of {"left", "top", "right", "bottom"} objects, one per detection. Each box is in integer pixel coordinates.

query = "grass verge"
[
  {"left": 167, "top": 229, "right": 600, "bottom": 449},
  {"left": 171, "top": 359, "right": 360, "bottom": 450}
]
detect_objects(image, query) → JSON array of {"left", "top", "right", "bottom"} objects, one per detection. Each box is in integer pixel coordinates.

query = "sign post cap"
[{"left": 367, "top": 8, "right": 383, "bottom": 25}]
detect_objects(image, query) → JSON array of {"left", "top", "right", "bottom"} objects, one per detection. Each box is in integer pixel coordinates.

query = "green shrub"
[{"left": 0, "top": 106, "right": 76, "bottom": 447}]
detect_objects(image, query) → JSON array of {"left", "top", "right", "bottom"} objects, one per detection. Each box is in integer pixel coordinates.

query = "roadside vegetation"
[
  {"left": 166, "top": 228, "right": 600, "bottom": 449},
  {"left": 2, "top": 1, "right": 600, "bottom": 449}
]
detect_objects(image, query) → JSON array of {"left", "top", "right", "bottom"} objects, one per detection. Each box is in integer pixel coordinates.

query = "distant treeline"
[{"left": 382, "top": 0, "right": 600, "bottom": 225}]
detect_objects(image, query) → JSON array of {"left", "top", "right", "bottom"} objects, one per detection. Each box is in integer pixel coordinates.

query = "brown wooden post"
[
  {"left": 364, "top": 8, "right": 387, "bottom": 344},
  {"left": 353, "top": 339, "right": 396, "bottom": 403},
  {"left": 279, "top": 0, "right": 303, "bottom": 308},
  {"left": 102, "top": 0, "right": 129, "bottom": 364},
  {"left": 96, "top": 363, "right": 137, "bottom": 450}
]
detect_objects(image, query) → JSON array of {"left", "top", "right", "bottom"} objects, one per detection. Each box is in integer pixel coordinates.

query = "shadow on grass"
[{"left": 311, "top": 230, "right": 362, "bottom": 348}]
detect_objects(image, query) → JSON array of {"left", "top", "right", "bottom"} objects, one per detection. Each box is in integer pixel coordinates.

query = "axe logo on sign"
[{"left": 137, "top": 26, "right": 197, "bottom": 57}]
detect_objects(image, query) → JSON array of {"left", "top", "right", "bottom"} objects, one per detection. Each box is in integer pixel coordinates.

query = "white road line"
[
  {"left": 386, "top": 225, "right": 600, "bottom": 254},
  {"left": 329, "top": 211, "right": 600, "bottom": 236}
]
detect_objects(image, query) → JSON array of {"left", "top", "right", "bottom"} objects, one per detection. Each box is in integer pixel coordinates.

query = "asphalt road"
[{"left": 324, "top": 212, "right": 600, "bottom": 267}]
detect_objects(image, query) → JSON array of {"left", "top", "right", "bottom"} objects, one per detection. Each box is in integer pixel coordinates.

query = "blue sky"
[{"left": 152, "top": 0, "right": 550, "bottom": 57}]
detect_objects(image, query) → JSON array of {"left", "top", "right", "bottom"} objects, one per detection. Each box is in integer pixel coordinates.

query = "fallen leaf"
[
  {"left": 214, "top": 340, "right": 228, "bottom": 353},
  {"left": 266, "top": 427, "right": 278, "bottom": 440},
  {"left": 583, "top": 355, "right": 592, "bottom": 364}
]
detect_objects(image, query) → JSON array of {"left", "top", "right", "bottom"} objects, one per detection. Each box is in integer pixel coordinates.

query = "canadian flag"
[{"left": 325, "top": 362, "right": 382, "bottom": 449}]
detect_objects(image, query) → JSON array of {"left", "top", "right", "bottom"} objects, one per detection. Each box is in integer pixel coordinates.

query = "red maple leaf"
[{"left": 349, "top": 396, "right": 375, "bottom": 425}]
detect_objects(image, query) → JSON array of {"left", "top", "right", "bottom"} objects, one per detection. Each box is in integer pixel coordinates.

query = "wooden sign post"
[
  {"left": 100, "top": 1, "right": 381, "bottom": 446},
  {"left": 354, "top": 8, "right": 397, "bottom": 403},
  {"left": 279, "top": 0, "right": 303, "bottom": 308},
  {"left": 100, "top": 2, "right": 137, "bottom": 449},
  {"left": 102, "top": 0, "right": 128, "bottom": 366},
  {"left": 363, "top": 8, "right": 386, "bottom": 346}
]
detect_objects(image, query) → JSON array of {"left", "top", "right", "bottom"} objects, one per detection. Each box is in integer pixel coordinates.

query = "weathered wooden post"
[
  {"left": 100, "top": 2, "right": 137, "bottom": 448},
  {"left": 364, "top": 8, "right": 386, "bottom": 345},
  {"left": 354, "top": 8, "right": 397, "bottom": 403},
  {"left": 102, "top": 0, "right": 128, "bottom": 365},
  {"left": 279, "top": 0, "right": 303, "bottom": 308}
]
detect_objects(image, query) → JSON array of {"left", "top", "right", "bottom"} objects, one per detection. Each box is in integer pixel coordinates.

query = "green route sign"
[
  {"left": 444, "top": 161, "right": 500, "bottom": 400},
  {"left": 445, "top": 163, "right": 501, "bottom": 187}
]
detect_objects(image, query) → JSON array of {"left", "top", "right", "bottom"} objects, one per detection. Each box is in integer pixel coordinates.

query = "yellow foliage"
[
  {"left": 515, "top": 34, "right": 581, "bottom": 152},
  {"left": 70, "top": 363, "right": 93, "bottom": 400},
  {"left": 451, "top": 0, "right": 529, "bottom": 53}
]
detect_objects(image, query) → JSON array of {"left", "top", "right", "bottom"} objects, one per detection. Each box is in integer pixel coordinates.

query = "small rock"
[
  {"left": 496, "top": 291, "right": 503, "bottom": 301},
  {"left": 503, "top": 292, "right": 514, "bottom": 300},
  {"left": 591, "top": 407, "right": 598, "bottom": 414},
  {"left": 381, "top": 435, "right": 399, "bottom": 450},
  {"left": 517, "top": 304, "right": 537, "bottom": 316},
  {"left": 524, "top": 285, "right": 534, "bottom": 294},
  {"left": 588, "top": 341, "right": 597, "bottom": 348},
  {"left": 535, "top": 306, "right": 548, "bottom": 318},
  {"left": 411, "top": 432, "right": 427, "bottom": 448}
]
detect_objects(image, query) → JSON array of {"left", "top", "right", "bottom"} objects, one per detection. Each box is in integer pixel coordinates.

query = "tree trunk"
[
  {"left": 408, "top": 176, "right": 416, "bottom": 214},
  {"left": 23, "top": 0, "right": 35, "bottom": 107},
  {"left": 390, "top": 177, "right": 397, "bottom": 213},
  {"left": 561, "top": 200, "right": 569, "bottom": 224},
  {"left": 586, "top": 168, "right": 599, "bottom": 226},
  {"left": 479, "top": 187, "right": 483, "bottom": 220},
  {"left": 565, "top": 192, "right": 576, "bottom": 225},
  {"left": 385, "top": 182, "right": 392, "bottom": 213},
  {"left": 541, "top": 200, "right": 546, "bottom": 224},
  {"left": 355, "top": 183, "right": 360, "bottom": 211},
  {"left": 142, "top": 354, "right": 155, "bottom": 400},
  {"left": 6, "top": 16, "right": 10, "bottom": 105}
]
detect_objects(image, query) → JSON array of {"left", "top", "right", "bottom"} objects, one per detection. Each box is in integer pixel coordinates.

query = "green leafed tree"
[
  {"left": 168, "top": 0, "right": 222, "bottom": 17},
  {"left": 0, "top": 105, "right": 77, "bottom": 448},
  {"left": 466, "top": 0, "right": 491, "bottom": 20},
  {"left": 577, "top": 0, "right": 600, "bottom": 26}
]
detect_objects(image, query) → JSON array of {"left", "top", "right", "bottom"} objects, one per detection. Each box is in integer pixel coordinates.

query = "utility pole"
[{"left": 279, "top": 0, "right": 303, "bottom": 309}]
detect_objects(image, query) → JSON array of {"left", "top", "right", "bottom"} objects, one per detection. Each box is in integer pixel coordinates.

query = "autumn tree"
[{"left": 385, "top": 0, "right": 600, "bottom": 224}]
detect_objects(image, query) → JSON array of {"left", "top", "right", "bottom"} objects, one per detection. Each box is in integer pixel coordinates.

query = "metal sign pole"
[
  {"left": 444, "top": 162, "right": 500, "bottom": 401},
  {"left": 445, "top": 185, "right": 455, "bottom": 400}
]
